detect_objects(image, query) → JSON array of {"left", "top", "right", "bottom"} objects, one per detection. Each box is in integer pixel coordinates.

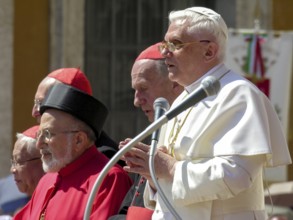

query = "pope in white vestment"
[
  {"left": 121, "top": 6, "right": 292, "bottom": 220},
  {"left": 143, "top": 63, "right": 291, "bottom": 220}
]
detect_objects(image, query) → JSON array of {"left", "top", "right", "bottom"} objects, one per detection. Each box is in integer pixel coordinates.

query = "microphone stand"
[
  {"left": 84, "top": 76, "right": 221, "bottom": 219},
  {"left": 149, "top": 132, "right": 182, "bottom": 219},
  {"left": 83, "top": 115, "right": 168, "bottom": 220}
]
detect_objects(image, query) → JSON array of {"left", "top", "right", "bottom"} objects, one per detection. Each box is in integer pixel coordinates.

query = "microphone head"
[
  {"left": 153, "top": 97, "right": 170, "bottom": 112},
  {"left": 201, "top": 76, "right": 221, "bottom": 96}
]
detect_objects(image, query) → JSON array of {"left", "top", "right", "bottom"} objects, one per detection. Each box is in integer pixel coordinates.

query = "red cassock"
[{"left": 13, "top": 146, "right": 132, "bottom": 220}]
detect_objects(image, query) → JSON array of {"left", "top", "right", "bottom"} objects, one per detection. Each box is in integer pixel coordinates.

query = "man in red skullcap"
[
  {"left": 2, "top": 125, "right": 44, "bottom": 217},
  {"left": 32, "top": 68, "right": 119, "bottom": 161},
  {"left": 14, "top": 83, "right": 132, "bottom": 220},
  {"left": 109, "top": 43, "right": 183, "bottom": 220},
  {"left": 132, "top": 43, "right": 183, "bottom": 122},
  {"left": 1, "top": 125, "right": 43, "bottom": 217},
  {"left": 11, "top": 125, "right": 44, "bottom": 197},
  {"left": 32, "top": 68, "right": 92, "bottom": 122}
]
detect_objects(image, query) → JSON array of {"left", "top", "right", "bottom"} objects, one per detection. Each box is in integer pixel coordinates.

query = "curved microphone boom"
[
  {"left": 148, "top": 76, "right": 220, "bottom": 219},
  {"left": 83, "top": 75, "right": 221, "bottom": 220}
]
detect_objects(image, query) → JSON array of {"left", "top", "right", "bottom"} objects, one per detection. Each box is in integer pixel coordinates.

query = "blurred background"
[{"left": 0, "top": 0, "right": 292, "bottom": 186}]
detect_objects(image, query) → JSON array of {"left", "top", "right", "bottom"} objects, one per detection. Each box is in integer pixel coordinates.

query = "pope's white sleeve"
[{"left": 171, "top": 154, "right": 266, "bottom": 206}]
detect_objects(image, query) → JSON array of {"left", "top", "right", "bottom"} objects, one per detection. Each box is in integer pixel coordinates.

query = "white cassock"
[{"left": 144, "top": 63, "right": 292, "bottom": 220}]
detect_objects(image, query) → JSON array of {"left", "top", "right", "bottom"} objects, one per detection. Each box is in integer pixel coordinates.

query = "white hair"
[
  {"left": 169, "top": 7, "right": 228, "bottom": 62},
  {"left": 16, "top": 133, "right": 37, "bottom": 155},
  {"left": 41, "top": 137, "right": 73, "bottom": 173}
]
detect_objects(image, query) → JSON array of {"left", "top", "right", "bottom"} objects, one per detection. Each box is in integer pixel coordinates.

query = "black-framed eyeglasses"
[
  {"left": 36, "top": 129, "right": 80, "bottom": 143},
  {"left": 158, "top": 40, "right": 210, "bottom": 53},
  {"left": 11, "top": 157, "right": 41, "bottom": 168}
]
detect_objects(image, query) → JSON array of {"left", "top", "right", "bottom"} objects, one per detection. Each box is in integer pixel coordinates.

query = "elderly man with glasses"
[
  {"left": 11, "top": 125, "right": 44, "bottom": 197},
  {"left": 0, "top": 125, "right": 44, "bottom": 217},
  {"left": 32, "top": 67, "right": 119, "bottom": 162},
  {"left": 122, "top": 7, "right": 291, "bottom": 220},
  {"left": 13, "top": 83, "right": 132, "bottom": 220}
]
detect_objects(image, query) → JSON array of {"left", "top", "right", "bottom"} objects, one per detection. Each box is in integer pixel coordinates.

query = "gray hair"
[
  {"left": 169, "top": 7, "right": 228, "bottom": 62},
  {"left": 70, "top": 115, "right": 97, "bottom": 143},
  {"left": 15, "top": 133, "right": 37, "bottom": 154}
]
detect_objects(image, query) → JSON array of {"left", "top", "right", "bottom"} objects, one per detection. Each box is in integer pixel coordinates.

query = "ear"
[
  {"left": 203, "top": 42, "right": 218, "bottom": 61},
  {"left": 73, "top": 131, "right": 88, "bottom": 153}
]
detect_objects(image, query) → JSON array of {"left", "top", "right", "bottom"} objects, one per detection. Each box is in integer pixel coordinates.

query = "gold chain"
[
  {"left": 167, "top": 70, "right": 229, "bottom": 158},
  {"left": 168, "top": 105, "right": 193, "bottom": 158}
]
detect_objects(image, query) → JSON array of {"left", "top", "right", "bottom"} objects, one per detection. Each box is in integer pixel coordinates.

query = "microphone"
[
  {"left": 83, "top": 76, "right": 220, "bottom": 220},
  {"left": 148, "top": 76, "right": 220, "bottom": 219},
  {"left": 151, "top": 97, "right": 170, "bottom": 141},
  {"left": 149, "top": 97, "right": 179, "bottom": 218},
  {"left": 165, "top": 75, "right": 220, "bottom": 120}
]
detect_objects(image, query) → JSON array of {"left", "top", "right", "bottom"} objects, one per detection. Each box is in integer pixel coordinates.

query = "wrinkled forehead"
[
  {"left": 40, "top": 109, "right": 76, "bottom": 130},
  {"left": 165, "top": 22, "right": 200, "bottom": 41},
  {"left": 132, "top": 60, "right": 164, "bottom": 83},
  {"left": 132, "top": 59, "right": 160, "bottom": 72}
]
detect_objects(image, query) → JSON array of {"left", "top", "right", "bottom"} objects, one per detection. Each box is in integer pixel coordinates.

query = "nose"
[
  {"left": 36, "top": 135, "right": 46, "bottom": 150},
  {"left": 161, "top": 48, "right": 172, "bottom": 58},
  {"left": 32, "top": 104, "right": 41, "bottom": 119},
  {"left": 133, "top": 95, "right": 140, "bottom": 107},
  {"left": 159, "top": 43, "right": 174, "bottom": 57},
  {"left": 133, "top": 91, "right": 146, "bottom": 108},
  {"left": 10, "top": 165, "right": 16, "bottom": 173}
]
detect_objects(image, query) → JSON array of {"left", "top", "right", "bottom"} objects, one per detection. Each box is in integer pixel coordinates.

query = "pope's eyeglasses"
[{"left": 158, "top": 40, "right": 210, "bottom": 53}]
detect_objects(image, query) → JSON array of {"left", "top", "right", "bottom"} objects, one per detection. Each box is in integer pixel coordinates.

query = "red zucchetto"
[
  {"left": 135, "top": 43, "right": 163, "bottom": 61},
  {"left": 47, "top": 68, "right": 92, "bottom": 95},
  {"left": 22, "top": 125, "right": 39, "bottom": 139}
]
